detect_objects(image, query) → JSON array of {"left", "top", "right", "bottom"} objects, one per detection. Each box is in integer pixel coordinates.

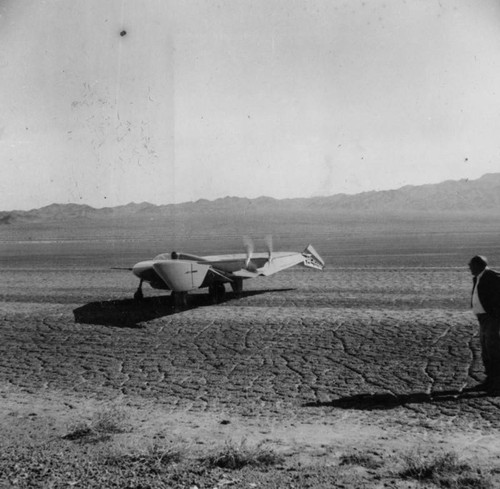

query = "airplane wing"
[
  {"left": 225, "top": 244, "right": 325, "bottom": 278},
  {"left": 254, "top": 252, "right": 307, "bottom": 276},
  {"left": 251, "top": 245, "right": 325, "bottom": 277}
]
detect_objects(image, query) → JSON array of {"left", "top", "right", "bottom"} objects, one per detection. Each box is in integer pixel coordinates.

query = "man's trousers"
[{"left": 477, "top": 313, "right": 500, "bottom": 386}]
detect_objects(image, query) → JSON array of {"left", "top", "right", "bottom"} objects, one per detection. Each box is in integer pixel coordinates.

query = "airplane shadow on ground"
[
  {"left": 303, "top": 388, "right": 489, "bottom": 411},
  {"left": 73, "top": 288, "right": 295, "bottom": 328}
]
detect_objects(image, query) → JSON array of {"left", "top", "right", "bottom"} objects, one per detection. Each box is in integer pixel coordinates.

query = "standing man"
[{"left": 469, "top": 255, "right": 500, "bottom": 394}]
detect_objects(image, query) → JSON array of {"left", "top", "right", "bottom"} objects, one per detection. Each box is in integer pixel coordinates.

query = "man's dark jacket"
[{"left": 477, "top": 268, "right": 500, "bottom": 318}]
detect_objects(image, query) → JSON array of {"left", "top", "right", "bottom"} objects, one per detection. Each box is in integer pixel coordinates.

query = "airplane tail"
[{"left": 302, "top": 244, "right": 325, "bottom": 270}]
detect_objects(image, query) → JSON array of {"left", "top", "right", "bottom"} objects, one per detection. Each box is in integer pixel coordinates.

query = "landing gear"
[
  {"left": 209, "top": 283, "right": 226, "bottom": 304},
  {"left": 134, "top": 280, "right": 144, "bottom": 301},
  {"left": 230, "top": 278, "right": 243, "bottom": 295},
  {"left": 171, "top": 291, "right": 188, "bottom": 310}
]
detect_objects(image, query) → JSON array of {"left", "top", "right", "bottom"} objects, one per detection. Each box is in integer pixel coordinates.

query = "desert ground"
[{"left": 1, "top": 218, "right": 500, "bottom": 487}]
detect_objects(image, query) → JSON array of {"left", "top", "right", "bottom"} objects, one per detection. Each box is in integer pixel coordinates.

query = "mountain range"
[{"left": 1, "top": 173, "right": 499, "bottom": 224}]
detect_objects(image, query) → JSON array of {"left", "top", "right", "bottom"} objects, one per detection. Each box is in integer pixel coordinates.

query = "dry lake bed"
[{"left": 2, "top": 232, "right": 500, "bottom": 487}]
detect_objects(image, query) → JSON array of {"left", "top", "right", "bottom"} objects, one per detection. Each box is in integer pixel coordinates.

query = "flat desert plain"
[{"left": 1, "top": 218, "right": 500, "bottom": 487}]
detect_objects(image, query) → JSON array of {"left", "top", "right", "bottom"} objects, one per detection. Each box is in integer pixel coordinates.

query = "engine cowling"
[{"left": 152, "top": 260, "right": 210, "bottom": 292}]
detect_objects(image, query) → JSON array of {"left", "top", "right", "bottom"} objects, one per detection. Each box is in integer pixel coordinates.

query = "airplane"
[{"left": 130, "top": 239, "right": 325, "bottom": 308}]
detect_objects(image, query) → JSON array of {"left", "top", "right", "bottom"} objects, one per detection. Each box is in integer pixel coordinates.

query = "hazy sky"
[{"left": 1, "top": 0, "right": 500, "bottom": 210}]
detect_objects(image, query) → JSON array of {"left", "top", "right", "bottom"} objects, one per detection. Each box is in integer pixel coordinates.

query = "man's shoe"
[
  {"left": 487, "top": 383, "right": 500, "bottom": 396},
  {"left": 466, "top": 381, "right": 490, "bottom": 392}
]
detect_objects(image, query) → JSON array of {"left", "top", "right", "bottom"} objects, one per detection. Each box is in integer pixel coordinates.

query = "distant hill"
[
  {"left": 307, "top": 173, "right": 500, "bottom": 212},
  {"left": 1, "top": 173, "right": 500, "bottom": 224}
]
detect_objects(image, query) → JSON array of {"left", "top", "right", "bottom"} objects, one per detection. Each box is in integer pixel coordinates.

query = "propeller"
[
  {"left": 264, "top": 234, "right": 273, "bottom": 262},
  {"left": 243, "top": 236, "right": 257, "bottom": 272}
]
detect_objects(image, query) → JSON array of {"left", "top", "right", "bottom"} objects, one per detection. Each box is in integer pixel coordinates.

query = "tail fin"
[{"left": 302, "top": 244, "right": 325, "bottom": 270}]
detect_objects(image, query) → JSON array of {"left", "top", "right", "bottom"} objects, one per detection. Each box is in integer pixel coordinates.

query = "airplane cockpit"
[
  {"left": 153, "top": 252, "right": 174, "bottom": 260},
  {"left": 152, "top": 251, "right": 197, "bottom": 261}
]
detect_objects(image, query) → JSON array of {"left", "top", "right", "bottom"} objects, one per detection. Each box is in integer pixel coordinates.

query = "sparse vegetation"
[
  {"left": 105, "top": 442, "right": 185, "bottom": 471},
  {"left": 0, "top": 441, "right": 211, "bottom": 489},
  {"left": 339, "top": 450, "right": 383, "bottom": 469},
  {"left": 3, "top": 434, "right": 500, "bottom": 489},
  {"left": 92, "top": 404, "right": 129, "bottom": 433},
  {"left": 62, "top": 405, "right": 129, "bottom": 444},
  {"left": 201, "top": 439, "right": 284, "bottom": 470},
  {"left": 400, "top": 450, "right": 493, "bottom": 489}
]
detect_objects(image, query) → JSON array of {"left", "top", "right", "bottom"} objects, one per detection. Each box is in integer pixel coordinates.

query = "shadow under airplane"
[
  {"left": 73, "top": 288, "right": 295, "bottom": 328},
  {"left": 303, "top": 387, "right": 490, "bottom": 411}
]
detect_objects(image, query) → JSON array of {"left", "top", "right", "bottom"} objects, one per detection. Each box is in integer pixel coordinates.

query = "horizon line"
[{"left": 1, "top": 172, "right": 497, "bottom": 213}]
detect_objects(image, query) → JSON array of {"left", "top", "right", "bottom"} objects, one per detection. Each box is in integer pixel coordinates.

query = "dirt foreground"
[{"left": 2, "top": 266, "right": 500, "bottom": 487}]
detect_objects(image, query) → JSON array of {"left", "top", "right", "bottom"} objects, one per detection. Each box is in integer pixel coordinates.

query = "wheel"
[
  {"left": 134, "top": 280, "right": 144, "bottom": 301},
  {"left": 216, "top": 283, "right": 226, "bottom": 298},
  {"left": 209, "top": 283, "right": 225, "bottom": 304},
  {"left": 231, "top": 278, "right": 243, "bottom": 295},
  {"left": 208, "top": 285, "right": 217, "bottom": 304},
  {"left": 172, "top": 291, "right": 188, "bottom": 309}
]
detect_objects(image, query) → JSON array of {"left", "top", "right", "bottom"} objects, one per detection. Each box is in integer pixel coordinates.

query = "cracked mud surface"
[{"left": 2, "top": 263, "right": 500, "bottom": 470}]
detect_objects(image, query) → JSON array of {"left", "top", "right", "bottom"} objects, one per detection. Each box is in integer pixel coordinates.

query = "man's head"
[{"left": 469, "top": 255, "right": 488, "bottom": 276}]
